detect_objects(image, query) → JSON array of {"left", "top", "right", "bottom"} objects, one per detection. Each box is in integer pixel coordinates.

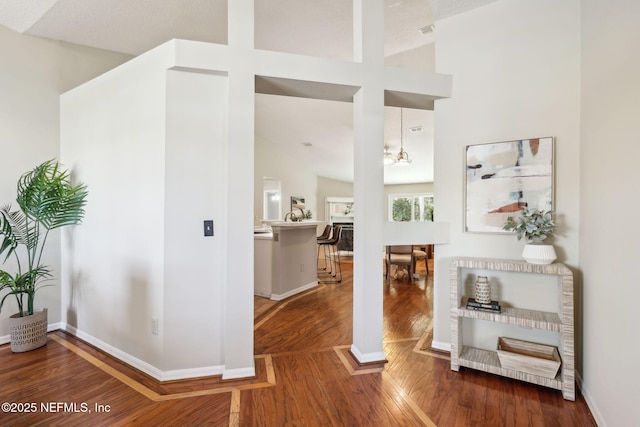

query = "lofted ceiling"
[{"left": 0, "top": 0, "right": 495, "bottom": 184}]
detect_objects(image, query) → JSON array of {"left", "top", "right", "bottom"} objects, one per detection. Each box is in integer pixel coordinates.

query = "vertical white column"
[
  {"left": 350, "top": 0, "right": 386, "bottom": 363},
  {"left": 223, "top": 0, "right": 256, "bottom": 378}
]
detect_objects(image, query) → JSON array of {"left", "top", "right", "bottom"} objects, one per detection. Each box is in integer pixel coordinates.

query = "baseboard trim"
[
  {"left": 270, "top": 281, "right": 318, "bottom": 301},
  {"left": 222, "top": 366, "right": 256, "bottom": 380},
  {"left": 349, "top": 344, "right": 386, "bottom": 364},
  {"left": 63, "top": 324, "right": 224, "bottom": 382},
  {"left": 431, "top": 340, "right": 451, "bottom": 352}
]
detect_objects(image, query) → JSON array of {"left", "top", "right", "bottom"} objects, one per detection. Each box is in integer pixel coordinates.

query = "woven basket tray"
[{"left": 497, "top": 337, "right": 561, "bottom": 379}]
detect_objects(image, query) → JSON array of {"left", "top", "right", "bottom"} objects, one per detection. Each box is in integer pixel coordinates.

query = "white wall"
[
  {"left": 163, "top": 69, "right": 228, "bottom": 371},
  {"left": 580, "top": 0, "right": 640, "bottom": 425},
  {"left": 61, "top": 44, "right": 172, "bottom": 368},
  {"left": 317, "top": 177, "right": 354, "bottom": 223},
  {"left": 433, "top": 0, "right": 581, "bottom": 368},
  {"left": 385, "top": 44, "right": 435, "bottom": 72},
  {"left": 254, "top": 135, "right": 318, "bottom": 225},
  {"left": 0, "top": 25, "right": 130, "bottom": 338}
]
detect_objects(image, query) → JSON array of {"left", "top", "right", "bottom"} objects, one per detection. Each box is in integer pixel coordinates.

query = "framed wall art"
[
  {"left": 465, "top": 137, "right": 554, "bottom": 233},
  {"left": 290, "top": 196, "right": 306, "bottom": 218}
]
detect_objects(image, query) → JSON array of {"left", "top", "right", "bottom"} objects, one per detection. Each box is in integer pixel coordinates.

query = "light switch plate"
[{"left": 204, "top": 220, "right": 214, "bottom": 236}]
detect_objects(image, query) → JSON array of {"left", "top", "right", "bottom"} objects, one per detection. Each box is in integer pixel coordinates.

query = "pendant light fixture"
[{"left": 394, "top": 108, "right": 411, "bottom": 166}]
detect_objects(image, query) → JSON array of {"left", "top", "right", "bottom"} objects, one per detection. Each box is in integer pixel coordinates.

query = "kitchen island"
[{"left": 254, "top": 221, "right": 323, "bottom": 300}]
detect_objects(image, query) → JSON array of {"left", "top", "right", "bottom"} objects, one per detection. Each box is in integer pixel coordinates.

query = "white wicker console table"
[{"left": 450, "top": 257, "right": 575, "bottom": 401}]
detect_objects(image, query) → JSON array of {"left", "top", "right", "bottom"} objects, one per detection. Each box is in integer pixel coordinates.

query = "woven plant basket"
[{"left": 9, "top": 308, "right": 48, "bottom": 353}]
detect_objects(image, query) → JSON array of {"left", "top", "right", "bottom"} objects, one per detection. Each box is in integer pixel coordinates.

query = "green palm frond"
[
  {"left": 0, "top": 208, "right": 18, "bottom": 260},
  {"left": 0, "top": 205, "right": 38, "bottom": 252},
  {"left": 1, "top": 206, "right": 31, "bottom": 266},
  {"left": 16, "top": 159, "right": 87, "bottom": 231},
  {"left": 0, "top": 266, "right": 52, "bottom": 313}
]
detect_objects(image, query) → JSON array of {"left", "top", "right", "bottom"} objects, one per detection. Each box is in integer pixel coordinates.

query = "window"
[{"left": 389, "top": 193, "right": 434, "bottom": 222}]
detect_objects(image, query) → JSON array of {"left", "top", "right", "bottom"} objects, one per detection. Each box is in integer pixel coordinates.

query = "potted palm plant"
[
  {"left": 503, "top": 208, "right": 557, "bottom": 264},
  {"left": 0, "top": 159, "right": 87, "bottom": 352}
]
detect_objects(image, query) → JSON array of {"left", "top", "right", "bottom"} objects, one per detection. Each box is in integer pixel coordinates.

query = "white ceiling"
[{"left": 0, "top": 0, "right": 492, "bottom": 184}]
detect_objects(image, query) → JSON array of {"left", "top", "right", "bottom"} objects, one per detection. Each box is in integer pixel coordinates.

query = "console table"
[{"left": 450, "top": 257, "right": 575, "bottom": 400}]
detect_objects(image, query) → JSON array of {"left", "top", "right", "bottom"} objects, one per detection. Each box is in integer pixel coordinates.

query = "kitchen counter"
[
  {"left": 267, "top": 220, "right": 324, "bottom": 228},
  {"left": 254, "top": 221, "right": 324, "bottom": 300}
]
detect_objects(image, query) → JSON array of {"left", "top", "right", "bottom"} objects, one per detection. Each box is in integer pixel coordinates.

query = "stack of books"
[{"left": 466, "top": 297, "right": 501, "bottom": 313}]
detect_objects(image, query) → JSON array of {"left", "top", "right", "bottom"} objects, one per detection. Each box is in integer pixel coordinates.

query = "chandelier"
[{"left": 384, "top": 108, "right": 411, "bottom": 166}]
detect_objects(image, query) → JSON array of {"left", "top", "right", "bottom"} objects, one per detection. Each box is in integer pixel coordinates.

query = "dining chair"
[
  {"left": 385, "top": 245, "right": 415, "bottom": 283},
  {"left": 413, "top": 244, "right": 429, "bottom": 275}
]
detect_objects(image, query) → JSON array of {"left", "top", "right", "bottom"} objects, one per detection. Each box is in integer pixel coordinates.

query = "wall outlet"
[
  {"left": 300, "top": 263, "right": 304, "bottom": 272},
  {"left": 151, "top": 317, "right": 159, "bottom": 335}
]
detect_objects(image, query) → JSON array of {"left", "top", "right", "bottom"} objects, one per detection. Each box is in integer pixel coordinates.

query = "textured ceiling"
[
  {"left": 2, "top": 0, "right": 228, "bottom": 56},
  {"left": 0, "top": 0, "right": 436, "bottom": 58},
  {"left": 429, "top": 0, "right": 499, "bottom": 20},
  {"left": 0, "top": 0, "right": 489, "bottom": 184}
]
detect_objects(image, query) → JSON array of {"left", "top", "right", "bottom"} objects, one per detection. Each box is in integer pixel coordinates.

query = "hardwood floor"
[{"left": 0, "top": 258, "right": 596, "bottom": 426}]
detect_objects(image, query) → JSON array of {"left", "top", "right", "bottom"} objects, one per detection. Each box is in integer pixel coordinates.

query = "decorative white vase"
[
  {"left": 474, "top": 276, "right": 491, "bottom": 303},
  {"left": 522, "top": 241, "right": 557, "bottom": 265}
]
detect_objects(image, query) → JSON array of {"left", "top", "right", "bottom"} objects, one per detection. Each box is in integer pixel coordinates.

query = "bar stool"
[
  {"left": 317, "top": 225, "right": 342, "bottom": 283},
  {"left": 316, "top": 225, "right": 332, "bottom": 270}
]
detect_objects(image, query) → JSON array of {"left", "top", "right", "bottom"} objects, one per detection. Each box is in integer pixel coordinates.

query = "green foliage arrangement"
[
  {"left": 503, "top": 208, "right": 556, "bottom": 241},
  {"left": 0, "top": 160, "right": 87, "bottom": 317}
]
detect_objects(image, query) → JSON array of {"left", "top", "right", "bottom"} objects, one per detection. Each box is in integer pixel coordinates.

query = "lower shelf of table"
[{"left": 456, "top": 346, "right": 563, "bottom": 389}]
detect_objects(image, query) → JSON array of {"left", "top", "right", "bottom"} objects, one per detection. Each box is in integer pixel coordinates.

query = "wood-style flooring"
[{"left": 0, "top": 257, "right": 596, "bottom": 426}]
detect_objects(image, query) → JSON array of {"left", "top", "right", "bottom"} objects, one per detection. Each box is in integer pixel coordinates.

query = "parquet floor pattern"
[{"left": 0, "top": 258, "right": 596, "bottom": 426}]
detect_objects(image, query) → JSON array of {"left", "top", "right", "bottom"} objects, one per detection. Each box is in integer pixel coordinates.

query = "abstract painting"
[{"left": 465, "top": 137, "right": 554, "bottom": 233}]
